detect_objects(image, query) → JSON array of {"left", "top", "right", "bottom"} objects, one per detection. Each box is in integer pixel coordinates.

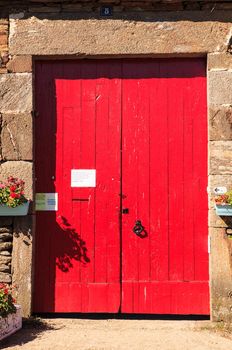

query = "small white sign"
[
  {"left": 71, "top": 169, "right": 96, "bottom": 188},
  {"left": 35, "top": 193, "right": 58, "bottom": 211},
  {"left": 213, "top": 187, "right": 227, "bottom": 195}
]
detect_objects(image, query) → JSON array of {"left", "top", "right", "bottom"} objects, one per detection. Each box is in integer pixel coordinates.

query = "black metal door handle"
[{"left": 133, "top": 220, "right": 144, "bottom": 235}]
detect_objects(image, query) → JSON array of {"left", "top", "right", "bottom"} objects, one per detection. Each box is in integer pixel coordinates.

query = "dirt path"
[{"left": 1, "top": 318, "right": 232, "bottom": 350}]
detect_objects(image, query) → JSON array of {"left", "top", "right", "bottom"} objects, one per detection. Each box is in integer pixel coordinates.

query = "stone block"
[
  {"left": 0, "top": 73, "right": 32, "bottom": 113},
  {"left": 208, "top": 53, "right": 232, "bottom": 71},
  {"left": 28, "top": 6, "right": 61, "bottom": 13},
  {"left": 209, "top": 141, "right": 232, "bottom": 175},
  {"left": 210, "top": 227, "right": 232, "bottom": 322},
  {"left": 61, "top": 4, "right": 88, "bottom": 11},
  {"left": 202, "top": 3, "right": 232, "bottom": 10},
  {"left": 0, "top": 251, "right": 10, "bottom": 256},
  {"left": 0, "top": 227, "right": 12, "bottom": 233},
  {"left": 0, "top": 272, "right": 11, "bottom": 283},
  {"left": 12, "top": 215, "right": 33, "bottom": 317},
  {"left": 0, "top": 35, "right": 7, "bottom": 46},
  {"left": 0, "top": 264, "right": 10, "bottom": 273},
  {"left": 7, "top": 55, "right": 32, "bottom": 73},
  {"left": 9, "top": 13, "right": 232, "bottom": 56},
  {"left": 1, "top": 113, "right": 33, "bottom": 161},
  {"left": 209, "top": 106, "right": 232, "bottom": 141},
  {"left": 0, "top": 161, "right": 33, "bottom": 200},
  {"left": 208, "top": 71, "right": 232, "bottom": 106},
  {"left": 0, "top": 19, "right": 8, "bottom": 51},
  {"left": 0, "top": 233, "right": 13, "bottom": 242},
  {"left": 0, "top": 242, "right": 12, "bottom": 251},
  {"left": 0, "top": 255, "right": 11, "bottom": 264},
  {"left": 0, "top": 46, "right": 8, "bottom": 55},
  {"left": 0, "top": 51, "right": 9, "bottom": 66}
]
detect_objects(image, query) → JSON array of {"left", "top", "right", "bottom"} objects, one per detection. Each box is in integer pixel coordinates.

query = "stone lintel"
[{"left": 9, "top": 14, "right": 232, "bottom": 56}]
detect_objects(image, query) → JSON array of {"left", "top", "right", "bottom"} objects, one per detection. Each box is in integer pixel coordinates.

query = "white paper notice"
[
  {"left": 35, "top": 193, "right": 58, "bottom": 211},
  {"left": 71, "top": 169, "right": 96, "bottom": 188}
]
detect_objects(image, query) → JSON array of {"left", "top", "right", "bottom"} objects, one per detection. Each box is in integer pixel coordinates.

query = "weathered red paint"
[{"left": 34, "top": 59, "right": 209, "bottom": 314}]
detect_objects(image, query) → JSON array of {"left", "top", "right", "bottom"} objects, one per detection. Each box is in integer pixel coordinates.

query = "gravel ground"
[{"left": 1, "top": 318, "right": 232, "bottom": 350}]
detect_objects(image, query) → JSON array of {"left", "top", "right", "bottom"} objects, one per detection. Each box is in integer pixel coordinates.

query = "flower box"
[
  {"left": 0, "top": 201, "right": 29, "bottom": 216},
  {"left": 215, "top": 204, "right": 232, "bottom": 216},
  {"left": 0, "top": 305, "right": 22, "bottom": 341}
]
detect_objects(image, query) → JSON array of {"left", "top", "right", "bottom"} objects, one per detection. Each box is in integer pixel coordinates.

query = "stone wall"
[
  {"left": 0, "top": 18, "right": 8, "bottom": 73},
  {"left": 0, "top": 218, "right": 13, "bottom": 284},
  {"left": 208, "top": 53, "right": 232, "bottom": 321},
  {"left": 0, "top": 14, "right": 33, "bottom": 317},
  {"left": 0, "top": 3, "right": 231, "bottom": 320},
  {"left": 1, "top": 0, "right": 232, "bottom": 13}
]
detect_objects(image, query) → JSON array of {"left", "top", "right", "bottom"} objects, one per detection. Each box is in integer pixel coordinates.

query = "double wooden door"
[{"left": 34, "top": 59, "right": 209, "bottom": 314}]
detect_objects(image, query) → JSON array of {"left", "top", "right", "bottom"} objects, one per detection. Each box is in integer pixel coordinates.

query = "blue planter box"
[
  {"left": 0, "top": 202, "right": 29, "bottom": 216},
  {"left": 215, "top": 204, "right": 232, "bottom": 216}
]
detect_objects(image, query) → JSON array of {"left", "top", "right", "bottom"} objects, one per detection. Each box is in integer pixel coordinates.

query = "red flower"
[
  {"left": 10, "top": 185, "right": 16, "bottom": 192},
  {"left": 10, "top": 192, "right": 19, "bottom": 199}
]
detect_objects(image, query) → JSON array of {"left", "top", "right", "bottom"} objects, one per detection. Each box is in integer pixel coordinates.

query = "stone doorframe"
[{"left": 0, "top": 11, "right": 231, "bottom": 320}]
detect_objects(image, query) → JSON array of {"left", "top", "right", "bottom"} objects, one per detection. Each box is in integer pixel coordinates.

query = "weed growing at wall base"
[{"left": 215, "top": 190, "right": 232, "bottom": 205}]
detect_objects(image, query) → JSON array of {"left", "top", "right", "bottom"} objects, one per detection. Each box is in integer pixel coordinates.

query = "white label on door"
[
  {"left": 71, "top": 169, "right": 96, "bottom": 187},
  {"left": 35, "top": 193, "right": 58, "bottom": 211}
]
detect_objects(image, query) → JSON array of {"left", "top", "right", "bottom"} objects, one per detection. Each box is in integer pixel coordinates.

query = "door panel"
[
  {"left": 34, "top": 58, "right": 209, "bottom": 315},
  {"left": 121, "top": 59, "right": 209, "bottom": 314},
  {"left": 34, "top": 60, "right": 121, "bottom": 313}
]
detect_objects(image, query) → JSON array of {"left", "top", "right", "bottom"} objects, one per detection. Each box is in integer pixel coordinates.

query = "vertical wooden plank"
[
  {"left": 167, "top": 60, "right": 185, "bottom": 282},
  {"left": 121, "top": 283, "right": 133, "bottom": 313},
  {"left": 122, "top": 60, "right": 151, "bottom": 292},
  {"left": 94, "top": 61, "right": 110, "bottom": 288},
  {"left": 94, "top": 60, "right": 121, "bottom": 311},
  {"left": 138, "top": 283, "right": 152, "bottom": 313},
  {"left": 136, "top": 63, "right": 151, "bottom": 284},
  {"left": 106, "top": 61, "right": 121, "bottom": 285},
  {"left": 151, "top": 283, "right": 171, "bottom": 314},
  {"left": 55, "top": 62, "right": 82, "bottom": 300},
  {"left": 182, "top": 63, "right": 195, "bottom": 282},
  {"left": 150, "top": 60, "right": 169, "bottom": 282},
  {"left": 121, "top": 60, "right": 139, "bottom": 288},
  {"left": 79, "top": 61, "right": 97, "bottom": 288},
  {"left": 191, "top": 60, "right": 208, "bottom": 282}
]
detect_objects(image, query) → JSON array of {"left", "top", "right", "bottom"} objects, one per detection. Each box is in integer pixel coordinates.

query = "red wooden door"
[
  {"left": 34, "top": 59, "right": 209, "bottom": 314},
  {"left": 121, "top": 59, "right": 209, "bottom": 314}
]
